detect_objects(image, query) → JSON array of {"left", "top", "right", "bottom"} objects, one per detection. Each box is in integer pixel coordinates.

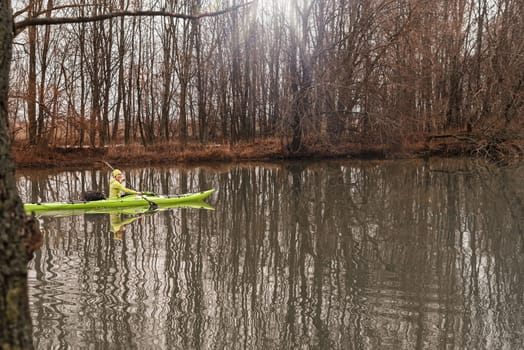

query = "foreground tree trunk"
[{"left": 0, "top": 0, "right": 34, "bottom": 347}]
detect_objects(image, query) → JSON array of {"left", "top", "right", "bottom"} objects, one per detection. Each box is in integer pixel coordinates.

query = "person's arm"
[
  {"left": 121, "top": 185, "right": 139, "bottom": 195},
  {"left": 114, "top": 181, "right": 140, "bottom": 196}
]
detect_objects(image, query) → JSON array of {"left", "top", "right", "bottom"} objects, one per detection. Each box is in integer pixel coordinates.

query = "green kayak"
[{"left": 25, "top": 189, "right": 215, "bottom": 214}]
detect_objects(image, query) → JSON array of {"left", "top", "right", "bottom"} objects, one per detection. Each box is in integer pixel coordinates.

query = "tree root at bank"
[{"left": 426, "top": 133, "right": 524, "bottom": 163}]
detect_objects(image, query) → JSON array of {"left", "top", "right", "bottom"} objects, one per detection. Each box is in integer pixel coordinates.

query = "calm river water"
[{"left": 16, "top": 158, "right": 524, "bottom": 349}]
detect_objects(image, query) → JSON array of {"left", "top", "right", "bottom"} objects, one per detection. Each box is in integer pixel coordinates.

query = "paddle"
[{"left": 101, "top": 161, "right": 158, "bottom": 210}]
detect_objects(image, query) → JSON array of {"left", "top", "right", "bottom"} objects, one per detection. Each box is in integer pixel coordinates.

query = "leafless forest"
[{"left": 8, "top": 0, "right": 524, "bottom": 154}]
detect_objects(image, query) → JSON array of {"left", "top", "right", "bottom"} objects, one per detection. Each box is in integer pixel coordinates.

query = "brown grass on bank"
[
  {"left": 11, "top": 134, "right": 524, "bottom": 169},
  {"left": 10, "top": 138, "right": 373, "bottom": 169},
  {"left": 7, "top": 138, "right": 434, "bottom": 169},
  {"left": 12, "top": 139, "right": 284, "bottom": 169},
  {"left": 10, "top": 138, "right": 355, "bottom": 169}
]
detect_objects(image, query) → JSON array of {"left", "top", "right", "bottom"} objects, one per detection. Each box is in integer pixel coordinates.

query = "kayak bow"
[{"left": 24, "top": 189, "right": 215, "bottom": 214}]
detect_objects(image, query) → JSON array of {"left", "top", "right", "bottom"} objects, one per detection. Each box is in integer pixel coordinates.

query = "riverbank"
[{"left": 12, "top": 134, "right": 524, "bottom": 169}]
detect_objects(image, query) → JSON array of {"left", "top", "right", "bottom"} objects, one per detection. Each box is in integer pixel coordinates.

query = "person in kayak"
[{"left": 109, "top": 169, "right": 143, "bottom": 199}]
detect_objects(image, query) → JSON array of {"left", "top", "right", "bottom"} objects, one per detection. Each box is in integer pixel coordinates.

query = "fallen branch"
[
  {"left": 14, "top": 2, "right": 253, "bottom": 35},
  {"left": 426, "top": 133, "right": 478, "bottom": 144}
]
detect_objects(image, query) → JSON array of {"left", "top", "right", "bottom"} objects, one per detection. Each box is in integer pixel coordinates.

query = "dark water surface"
[{"left": 16, "top": 159, "right": 524, "bottom": 349}]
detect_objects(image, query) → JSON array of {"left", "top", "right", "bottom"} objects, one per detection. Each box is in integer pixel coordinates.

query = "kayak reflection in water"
[
  {"left": 109, "top": 213, "right": 142, "bottom": 240},
  {"left": 109, "top": 169, "right": 142, "bottom": 199}
]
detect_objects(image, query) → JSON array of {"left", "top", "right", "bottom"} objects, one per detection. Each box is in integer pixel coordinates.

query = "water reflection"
[
  {"left": 17, "top": 160, "right": 524, "bottom": 349},
  {"left": 109, "top": 212, "right": 143, "bottom": 240}
]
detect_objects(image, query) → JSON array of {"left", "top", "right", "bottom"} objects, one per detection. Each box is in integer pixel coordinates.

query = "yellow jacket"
[{"left": 109, "top": 178, "right": 138, "bottom": 199}]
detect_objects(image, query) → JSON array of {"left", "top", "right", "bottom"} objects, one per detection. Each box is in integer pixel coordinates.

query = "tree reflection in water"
[{"left": 19, "top": 159, "right": 524, "bottom": 349}]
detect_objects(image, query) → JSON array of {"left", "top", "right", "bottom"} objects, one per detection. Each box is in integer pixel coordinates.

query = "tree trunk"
[
  {"left": 230, "top": 7, "right": 241, "bottom": 144},
  {"left": 36, "top": 0, "right": 53, "bottom": 145},
  {"left": 89, "top": 33, "right": 101, "bottom": 147},
  {"left": 177, "top": 12, "right": 195, "bottom": 146},
  {"left": 100, "top": 17, "right": 114, "bottom": 147},
  {"left": 194, "top": 16, "right": 208, "bottom": 143},
  {"left": 27, "top": 2, "right": 37, "bottom": 145},
  {"left": 179, "top": 76, "right": 188, "bottom": 145},
  {"left": 446, "top": 58, "right": 463, "bottom": 129},
  {"left": 288, "top": 31, "right": 302, "bottom": 153},
  {"left": 159, "top": 15, "right": 175, "bottom": 142},
  {"left": 78, "top": 14, "right": 86, "bottom": 147},
  {"left": 0, "top": 1, "right": 34, "bottom": 347},
  {"left": 111, "top": 14, "right": 126, "bottom": 141}
]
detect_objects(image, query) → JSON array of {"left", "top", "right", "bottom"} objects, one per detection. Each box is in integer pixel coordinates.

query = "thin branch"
[
  {"left": 13, "top": 4, "right": 32, "bottom": 19},
  {"left": 14, "top": 4, "right": 92, "bottom": 20},
  {"left": 14, "top": 2, "right": 253, "bottom": 35}
]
